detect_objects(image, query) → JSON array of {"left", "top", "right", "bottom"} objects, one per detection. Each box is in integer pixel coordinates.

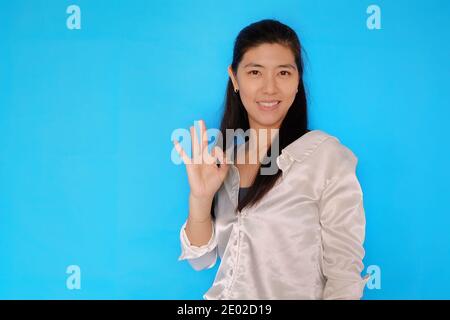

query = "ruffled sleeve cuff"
[{"left": 178, "top": 219, "right": 218, "bottom": 270}]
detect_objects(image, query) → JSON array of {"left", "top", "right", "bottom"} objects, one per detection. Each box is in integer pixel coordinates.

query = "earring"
[{"left": 234, "top": 88, "right": 239, "bottom": 94}]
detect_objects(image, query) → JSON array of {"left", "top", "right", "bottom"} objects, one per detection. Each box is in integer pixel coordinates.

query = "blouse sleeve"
[
  {"left": 319, "top": 143, "right": 370, "bottom": 299},
  {"left": 178, "top": 219, "right": 218, "bottom": 271}
]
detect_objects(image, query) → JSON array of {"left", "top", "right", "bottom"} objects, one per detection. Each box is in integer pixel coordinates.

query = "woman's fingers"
[
  {"left": 193, "top": 120, "right": 215, "bottom": 165},
  {"left": 200, "top": 120, "right": 209, "bottom": 152},
  {"left": 173, "top": 139, "right": 192, "bottom": 165},
  {"left": 214, "top": 146, "right": 229, "bottom": 180},
  {"left": 214, "top": 146, "right": 229, "bottom": 167},
  {"left": 190, "top": 125, "right": 201, "bottom": 162},
  {"left": 180, "top": 120, "right": 218, "bottom": 166}
]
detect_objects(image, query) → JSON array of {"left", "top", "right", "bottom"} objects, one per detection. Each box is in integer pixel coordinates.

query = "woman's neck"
[{"left": 241, "top": 126, "right": 279, "bottom": 165}]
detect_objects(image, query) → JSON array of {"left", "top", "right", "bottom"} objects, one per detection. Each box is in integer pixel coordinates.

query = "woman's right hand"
[{"left": 173, "top": 119, "right": 230, "bottom": 202}]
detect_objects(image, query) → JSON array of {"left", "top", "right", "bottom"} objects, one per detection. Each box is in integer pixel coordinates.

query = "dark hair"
[{"left": 212, "top": 19, "right": 309, "bottom": 217}]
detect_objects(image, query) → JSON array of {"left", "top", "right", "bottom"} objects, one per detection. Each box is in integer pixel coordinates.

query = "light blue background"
[{"left": 1, "top": 0, "right": 449, "bottom": 299}]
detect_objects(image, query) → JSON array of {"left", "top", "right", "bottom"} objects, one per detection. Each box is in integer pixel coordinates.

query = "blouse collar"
[{"left": 223, "top": 129, "right": 333, "bottom": 207}]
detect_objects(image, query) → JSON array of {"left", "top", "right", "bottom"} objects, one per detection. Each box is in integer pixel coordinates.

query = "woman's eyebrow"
[{"left": 243, "top": 63, "right": 296, "bottom": 70}]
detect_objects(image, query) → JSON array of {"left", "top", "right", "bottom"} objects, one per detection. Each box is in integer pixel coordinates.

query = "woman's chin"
[{"left": 250, "top": 117, "right": 283, "bottom": 130}]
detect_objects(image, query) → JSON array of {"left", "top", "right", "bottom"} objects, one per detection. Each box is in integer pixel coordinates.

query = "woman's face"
[{"left": 228, "top": 43, "right": 299, "bottom": 131}]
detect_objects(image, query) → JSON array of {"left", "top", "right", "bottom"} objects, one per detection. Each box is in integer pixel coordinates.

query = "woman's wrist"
[
  {"left": 188, "top": 193, "right": 214, "bottom": 222},
  {"left": 188, "top": 215, "right": 212, "bottom": 223}
]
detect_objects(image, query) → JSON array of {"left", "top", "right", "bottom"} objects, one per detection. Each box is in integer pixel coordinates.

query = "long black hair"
[{"left": 212, "top": 19, "right": 309, "bottom": 217}]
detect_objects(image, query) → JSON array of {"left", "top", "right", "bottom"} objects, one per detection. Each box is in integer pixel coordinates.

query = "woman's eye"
[
  {"left": 248, "top": 70, "right": 260, "bottom": 76},
  {"left": 280, "top": 71, "right": 291, "bottom": 76}
]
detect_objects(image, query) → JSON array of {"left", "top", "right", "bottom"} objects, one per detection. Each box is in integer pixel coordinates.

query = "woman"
[{"left": 173, "top": 19, "right": 369, "bottom": 300}]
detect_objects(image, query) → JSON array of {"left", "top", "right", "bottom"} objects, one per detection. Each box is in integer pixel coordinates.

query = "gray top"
[{"left": 238, "top": 186, "right": 250, "bottom": 202}]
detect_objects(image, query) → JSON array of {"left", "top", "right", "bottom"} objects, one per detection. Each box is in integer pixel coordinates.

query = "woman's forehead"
[{"left": 240, "top": 43, "right": 296, "bottom": 67}]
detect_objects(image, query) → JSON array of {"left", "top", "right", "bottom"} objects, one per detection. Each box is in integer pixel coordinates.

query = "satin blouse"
[{"left": 178, "top": 129, "right": 369, "bottom": 299}]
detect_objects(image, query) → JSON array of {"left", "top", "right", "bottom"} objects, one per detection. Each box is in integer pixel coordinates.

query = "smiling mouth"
[{"left": 256, "top": 100, "right": 281, "bottom": 109}]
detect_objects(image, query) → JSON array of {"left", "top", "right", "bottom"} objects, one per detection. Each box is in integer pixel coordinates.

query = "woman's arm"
[
  {"left": 319, "top": 143, "right": 369, "bottom": 299},
  {"left": 178, "top": 194, "right": 218, "bottom": 271},
  {"left": 185, "top": 194, "right": 214, "bottom": 246}
]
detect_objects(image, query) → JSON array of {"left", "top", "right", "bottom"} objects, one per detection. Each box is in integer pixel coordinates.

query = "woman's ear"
[{"left": 228, "top": 65, "right": 239, "bottom": 91}]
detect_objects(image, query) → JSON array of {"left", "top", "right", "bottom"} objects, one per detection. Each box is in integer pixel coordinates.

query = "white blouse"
[{"left": 178, "top": 129, "right": 369, "bottom": 299}]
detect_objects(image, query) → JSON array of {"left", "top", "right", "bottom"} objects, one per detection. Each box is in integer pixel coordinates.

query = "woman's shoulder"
[{"left": 283, "top": 129, "right": 358, "bottom": 166}]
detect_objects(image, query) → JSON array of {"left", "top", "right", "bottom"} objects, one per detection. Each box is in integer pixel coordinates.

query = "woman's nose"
[{"left": 262, "top": 76, "right": 277, "bottom": 94}]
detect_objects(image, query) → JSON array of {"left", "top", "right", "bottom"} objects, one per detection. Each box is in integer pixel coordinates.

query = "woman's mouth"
[{"left": 256, "top": 100, "right": 281, "bottom": 110}]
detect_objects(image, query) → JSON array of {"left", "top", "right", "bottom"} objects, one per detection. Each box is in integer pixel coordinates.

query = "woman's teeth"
[{"left": 257, "top": 101, "right": 280, "bottom": 108}]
